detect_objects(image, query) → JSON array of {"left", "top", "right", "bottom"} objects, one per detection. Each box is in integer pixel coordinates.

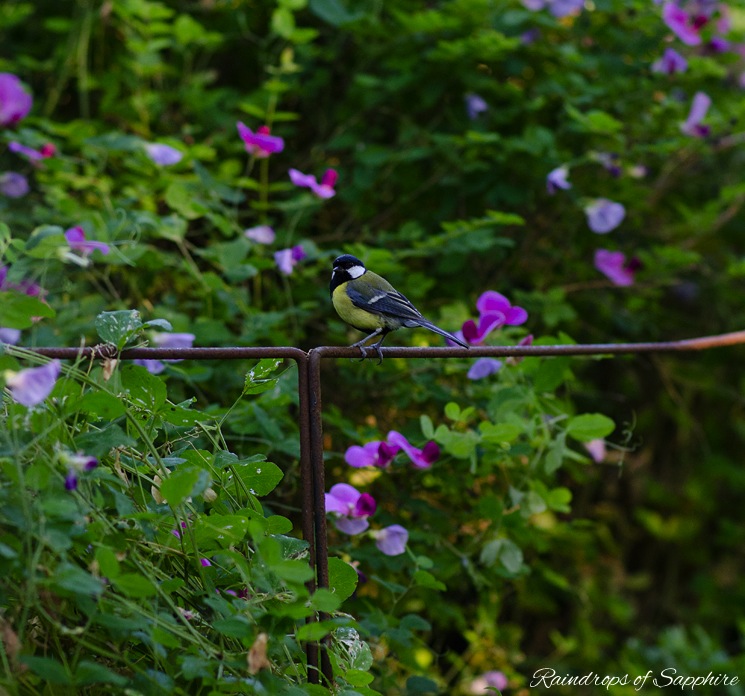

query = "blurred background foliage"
[{"left": 1, "top": 0, "right": 745, "bottom": 694}]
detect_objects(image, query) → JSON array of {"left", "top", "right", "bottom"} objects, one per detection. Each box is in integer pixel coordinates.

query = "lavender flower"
[
  {"left": 584, "top": 199, "right": 626, "bottom": 233},
  {"left": 5, "top": 360, "right": 61, "bottom": 407},
  {"left": 651, "top": 47, "right": 689, "bottom": 74},
  {"left": 244, "top": 225, "right": 276, "bottom": 244},
  {"left": 325, "top": 483, "right": 377, "bottom": 535},
  {"left": 0, "top": 172, "right": 29, "bottom": 198},
  {"left": 274, "top": 245, "right": 306, "bottom": 275},
  {"left": 144, "top": 143, "right": 183, "bottom": 166},
  {"left": 546, "top": 166, "right": 571, "bottom": 194},
  {"left": 237, "top": 123, "right": 284, "bottom": 158},
  {"left": 0, "top": 73, "right": 32, "bottom": 127},
  {"left": 373, "top": 525, "right": 409, "bottom": 556},
  {"left": 288, "top": 168, "right": 338, "bottom": 199}
]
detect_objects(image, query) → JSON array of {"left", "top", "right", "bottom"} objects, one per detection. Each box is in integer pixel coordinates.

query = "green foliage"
[{"left": 2, "top": 0, "right": 745, "bottom": 693}]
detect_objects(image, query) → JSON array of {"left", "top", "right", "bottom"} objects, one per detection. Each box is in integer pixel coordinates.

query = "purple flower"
[
  {"left": 0, "top": 266, "right": 43, "bottom": 297},
  {"left": 288, "top": 168, "right": 338, "bottom": 199},
  {"left": 523, "top": 0, "right": 583, "bottom": 17},
  {"left": 594, "top": 152, "right": 622, "bottom": 177},
  {"left": 584, "top": 199, "right": 626, "bottom": 233},
  {"left": 325, "top": 483, "right": 377, "bottom": 535},
  {"left": 61, "top": 450, "right": 98, "bottom": 490},
  {"left": 5, "top": 360, "right": 61, "bottom": 407},
  {"left": 546, "top": 166, "right": 571, "bottom": 194},
  {"left": 200, "top": 558, "right": 212, "bottom": 567},
  {"left": 373, "top": 525, "right": 409, "bottom": 556},
  {"left": 134, "top": 332, "right": 195, "bottom": 374},
  {"left": 662, "top": 3, "right": 702, "bottom": 45},
  {"left": 0, "top": 328, "right": 21, "bottom": 344},
  {"left": 651, "top": 47, "right": 689, "bottom": 74},
  {"left": 345, "top": 440, "right": 401, "bottom": 468},
  {"left": 8, "top": 141, "right": 55, "bottom": 162},
  {"left": 469, "top": 671, "right": 509, "bottom": 694},
  {"left": 274, "top": 245, "right": 306, "bottom": 275},
  {"left": 237, "top": 122, "right": 284, "bottom": 158},
  {"left": 465, "top": 93, "right": 488, "bottom": 120},
  {"left": 144, "top": 143, "right": 183, "bottom": 166},
  {"left": 680, "top": 91, "right": 711, "bottom": 137},
  {"left": 594, "top": 249, "right": 641, "bottom": 286},
  {"left": 0, "top": 172, "right": 29, "bottom": 198},
  {"left": 467, "top": 358, "right": 503, "bottom": 380},
  {"left": 65, "top": 227, "right": 110, "bottom": 257},
  {"left": 0, "top": 73, "right": 32, "bottom": 127},
  {"left": 584, "top": 438, "right": 606, "bottom": 462},
  {"left": 458, "top": 291, "right": 528, "bottom": 346},
  {"left": 244, "top": 225, "right": 276, "bottom": 244},
  {"left": 387, "top": 431, "right": 439, "bottom": 469}
]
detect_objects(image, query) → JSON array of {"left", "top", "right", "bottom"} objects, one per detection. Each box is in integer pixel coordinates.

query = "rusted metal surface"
[{"left": 19, "top": 327, "right": 745, "bottom": 685}]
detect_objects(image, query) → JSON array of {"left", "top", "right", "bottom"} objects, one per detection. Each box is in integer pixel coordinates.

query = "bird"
[{"left": 330, "top": 254, "right": 470, "bottom": 361}]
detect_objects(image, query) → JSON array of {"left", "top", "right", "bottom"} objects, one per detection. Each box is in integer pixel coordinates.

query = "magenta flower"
[
  {"left": 200, "top": 558, "right": 212, "bottom": 567},
  {"left": 662, "top": 3, "right": 702, "bottom": 45},
  {"left": 345, "top": 440, "right": 401, "bottom": 468},
  {"left": 584, "top": 199, "right": 625, "bottom": 234},
  {"left": 237, "top": 122, "right": 284, "bottom": 158},
  {"left": 8, "top": 141, "right": 55, "bottom": 162},
  {"left": 325, "top": 483, "right": 377, "bottom": 535},
  {"left": 244, "top": 225, "right": 276, "bottom": 244},
  {"left": 134, "top": 332, "right": 196, "bottom": 374},
  {"left": 546, "top": 165, "right": 571, "bottom": 194},
  {"left": 5, "top": 360, "right": 61, "bottom": 407},
  {"left": 0, "top": 73, "right": 32, "bottom": 127},
  {"left": 465, "top": 93, "right": 488, "bottom": 120},
  {"left": 680, "top": 91, "right": 711, "bottom": 137},
  {"left": 467, "top": 358, "right": 503, "bottom": 381},
  {"left": 0, "top": 265, "right": 43, "bottom": 297},
  {"left": 387, "top": 431, "right": 439, "bottom": 469},
  {"left": 651, "top": 47, "right": 689, "bottom": 74},
  {"left": 274, "top": 245, "right": 306, "bottom": 275},
  {"left": 373, "top": 525, "right": 409, "bottom": 556},
  {"left": 144, "top": 143, "right": 183, "bottom": 166},
  {"left": 594, "top": 249, "right": 641, "bottom": 286},
  {"left": 0, "top": 172, "right": 29, "bottom": 198},
  {"left": 65, "top": 227, "right": 110, "bottom": 257},
  {"left": 458, "top": 291, "right": 528, "bottom": 346},
  {"left": 289, "top": 168, "right": 338, "bottom": 199}
]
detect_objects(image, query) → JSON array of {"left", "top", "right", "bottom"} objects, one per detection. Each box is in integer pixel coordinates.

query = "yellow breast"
[{"left": 332, "top": 284, "right": 386, "bottom": 332}]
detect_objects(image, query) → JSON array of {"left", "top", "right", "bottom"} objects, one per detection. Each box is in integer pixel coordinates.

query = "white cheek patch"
[{"left": 346, "top": 265, "right": 365, "bottom": 279}]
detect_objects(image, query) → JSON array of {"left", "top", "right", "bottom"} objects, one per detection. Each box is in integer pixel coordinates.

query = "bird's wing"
[{"left": 346, "top": 282, "right": 425, "bottom": 323}]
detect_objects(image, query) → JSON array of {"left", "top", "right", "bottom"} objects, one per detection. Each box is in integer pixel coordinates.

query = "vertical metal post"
[{"left": 307, "top": 348, "right": 333, "bottom": 684}]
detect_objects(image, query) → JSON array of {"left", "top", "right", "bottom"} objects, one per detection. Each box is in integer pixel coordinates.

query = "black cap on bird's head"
[
  {"left": 333, "top": 254, "right": 365, "bottom": 271},
  {"left": 330, "top": 255, "right": 367, "bottom": 294}
]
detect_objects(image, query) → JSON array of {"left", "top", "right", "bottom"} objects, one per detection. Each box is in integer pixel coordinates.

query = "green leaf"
[
  {"left": 121, "top": 364, "right": 167, "bottom": 411},
  {"left": 0, "top": 291, "right": 56, "bottom": 329},
  {"left": 194, "top": 514, "right": 249, "bottom": 548},
  {"left": 533, "top": 357, "right": 571, "bottom": 392},
  {"left": 78, "top": 391, "right": 127, "bottom": 419},
  {"left": 95, "top": 310, "right": 143, "bottom": 349},
  {"left": 74, "top": 660, "right": 128, "bottom": 687},
  {"left": 309, "top": 588, "right": 342, "bottom": 613},
  {"left": 479, "top": 422, "right": 522, "bottom": 443},
  {"left": 233, "top": 458, "right": 284, "bottom": 497},
  {"left": 112, "top": 573, "right": 157, "bottom": 598},
  {"left": 327, "top": 557, "right": 358, "bottom": 602},
  {"left": 94, "top": 547, "right": 121, "bottom": 579},
  {"left": 413, "top": 570, "right": 446, "bottom": 592},
  {"left": 159, "top": 465, "right": 211, "bottom": 507},
  {"left": 213, "top": 615, "right": 254, "bottom": 639},
  {"left": 20, "top": 656, "right": 71, "bottom": 685},
  {"left": 75, "top": 423, "right": 137, "bottom": 457},
  {"left": 24, "top": 225, "right": 66, "bottom": 258},
  {"left": 566, "top": 413, "right": 615, "bottom": 442},
  {"left": 51, "top": 563, "right": 105, "bottom": 598},
  {"left": 309, "top": 0, "right": 363, "bottom": 26},
  {"left": 244, "top": 358, "right": 284, "bottom": 395},
  {"left": 420, "top": 414, "right": 434, "bottom": 439},
  {"left": 296, "top": 619, "right": 345, "bottom": 642}
]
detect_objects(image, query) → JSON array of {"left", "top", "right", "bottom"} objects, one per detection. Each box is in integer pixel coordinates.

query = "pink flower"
[
  {"left": 65, "top": 227, "right": 110, "bottom": 257},
  {"left": 469, "top": 670, "right": 509, "bottom": 694},
  {"left": 458, "top": 291, "right": 528, "bottom": 346},
  {"left": 584, "top": 199, "right": 626, "bottom": 234},
  {"left": 662, "top": 3, "right": 702, "bottom": 45},
  {"left": 5, "top": 360, "right": 61, "bottom": 407},
  {"left": 244, "top": 225, "right": 276, "bottom": 244},
  {"left": 387, "top": 431, "right": 439, "bottom": 469},
  {"left": 288, "top": 168, "right": 337, "bottom": 198},
  {"left": 373, "top": 525, "right": 408, "bottom": 556},
  {"left": 274, "top": 245, "right": 306, "bottom": 275},
  {"left": 325, "top": 483, "right": 377, "bottom": 535},
  {"left": 345, "top": 440, "right": 400, "bottom": 468},
  {"left": 680, "top": 91, "right": 711, "bottom": 137},
  {"left": 594, "top": 249, "right": 640, "bottom": 286},
  {"left": 0, "top": 73, "right": 32, "bottom": 127},
  {"left": 237, "top": 122, "right": 284, "bottom": 158}
]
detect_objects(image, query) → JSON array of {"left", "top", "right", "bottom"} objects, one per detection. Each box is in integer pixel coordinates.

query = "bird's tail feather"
[{"left": 412, "top": 319, "right": 470, "bottom": 349}]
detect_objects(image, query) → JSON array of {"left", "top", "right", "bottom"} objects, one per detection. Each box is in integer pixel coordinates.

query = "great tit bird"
[{"left": 330, "top": 254, "right": 470, "bottom": 361}]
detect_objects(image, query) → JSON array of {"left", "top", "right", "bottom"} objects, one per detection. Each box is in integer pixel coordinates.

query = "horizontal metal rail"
[{"left": 19, "top": 328, "right": 745, "bottom": 685}]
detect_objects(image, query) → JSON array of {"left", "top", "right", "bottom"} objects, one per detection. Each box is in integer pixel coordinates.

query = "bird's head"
[{"left": 332, "top": 254, "right": 366, "bottom": 280}]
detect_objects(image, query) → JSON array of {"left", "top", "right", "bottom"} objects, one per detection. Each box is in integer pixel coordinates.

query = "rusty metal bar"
[{"left": 18, "top": 327, "right": 745, "bottom": 687}]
